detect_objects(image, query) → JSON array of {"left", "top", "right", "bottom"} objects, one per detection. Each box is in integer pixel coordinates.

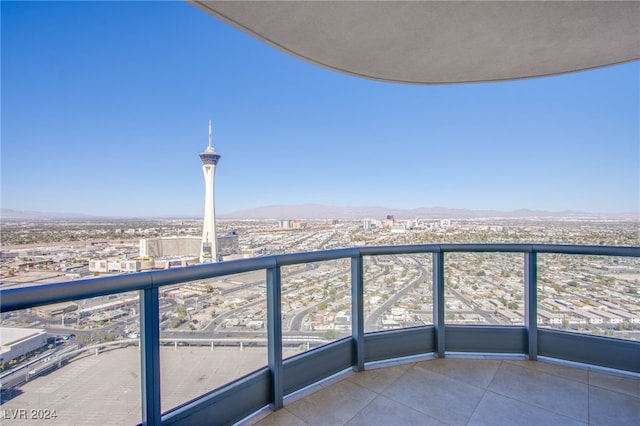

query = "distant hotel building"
[
  {"left": 278, "top": 219, "right": 293, "bottom": 229},
  {"left": 139, "top": 234, "right": 239, "bottom": 260},
  {"left": 390, "top": 222, "right": 407, "bottom": 234},
  {"left": 140, "top": 236, "right": 201, "bottom": 258},
  {"left": 89, "top": 233, "right": 240, "bottom": 274},
  {"left": 278, "top": 219, "right": 307, "bottom": 229}
]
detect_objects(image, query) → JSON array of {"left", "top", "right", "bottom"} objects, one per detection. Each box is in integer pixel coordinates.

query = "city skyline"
[{"left": 2, "top": 1, "right": 639, "bottom": 217}]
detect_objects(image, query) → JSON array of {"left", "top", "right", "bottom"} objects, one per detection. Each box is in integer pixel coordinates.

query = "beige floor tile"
[
  {"left": 468, "top": 391, "right": 587, "bottom": 426},
  {"left": 284, "top": 386, "right": 323, "bottom": 405},
  {"left": 252, "top": 408, "right": 310, "bottom": 426},
  {"left": 504, "top": 359, "right": 589, "bottom": 384},
  {"left": 382, "top": 366, "right": 485, "bottom": 425},
  {"left": 488, "top": 362, "right": 588, "bottom": 423},
  {"left": 317, "top": 370, "right": 354, "bottom": 389},
  {"left": 345, "top": 395, "right": 447, "bottom": 426},
  {"left": 414, "top": 358, "right": 501, "bottom": 389},
  {"left": 589, "top": 386, "right": 640, "bottom": 426},
  {"left": 347, "top": 363, "right": 411, "bottom": 393},
  {"left": 589, "top": 370, "right": 640, "bottom": 398},
  {"left": 285, "top": 379, "right": 377, "bottom": 426}
]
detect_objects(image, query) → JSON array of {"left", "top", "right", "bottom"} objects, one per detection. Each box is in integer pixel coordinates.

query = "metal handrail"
[
  {"left": 1, "top": 243, "right": 638, "bottom": 425},
  {"left": 2, "top": 244, "right": 637, "bottom": 312}
]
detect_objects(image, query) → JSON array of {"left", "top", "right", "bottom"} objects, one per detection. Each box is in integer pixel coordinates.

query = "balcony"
[{"left": 1, "top": 244, "right": 639, "bottom": 425}]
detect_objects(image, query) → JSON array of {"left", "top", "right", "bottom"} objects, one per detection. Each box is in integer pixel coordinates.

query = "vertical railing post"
[
  {"left": 351, "top": 254, "right": 365, "bottom": 372},
  {"left": 140, "top": 287, "right": 161, "bottom": 425},
  {"left": 525, "top": 251, "right": 538, "bottom": 360},
  {"left": 433, "top": 250, "right": 445, "bottom": 358},
  {"left": 266, "top": 262, "right": 283, "bottom": 409}
]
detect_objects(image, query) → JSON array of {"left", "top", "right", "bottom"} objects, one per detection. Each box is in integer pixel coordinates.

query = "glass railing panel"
[
  {"left": 363, "top": 254, "right": 433, "bottom": 332},
  {"left": 0, "top": 292, "right": 142, "bottom": 424},
  {"left": 159, "top": 270, "right": 267, "bottom": 412},
  {"left": 444, "top": 252, "right": 525, "bottom": 325},
  {"left": 280, "top": 259, "right": 351, "bottom": 359},
  {"left": 538, "top": 254, "right": 640, "bottom": 341}
]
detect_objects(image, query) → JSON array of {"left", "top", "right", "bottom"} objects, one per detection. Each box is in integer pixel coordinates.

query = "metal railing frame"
[{"left": 1, "top": 244, "right": 639, "bottom": 425}]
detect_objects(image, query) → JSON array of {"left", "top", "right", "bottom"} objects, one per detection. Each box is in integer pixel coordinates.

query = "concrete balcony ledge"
[{"left": 245, "top": 356, "right": 640, "bottom": 426}]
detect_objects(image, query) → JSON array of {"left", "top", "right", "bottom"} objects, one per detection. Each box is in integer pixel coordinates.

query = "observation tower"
[{"left": 199, "top": 120, "right": 221, "bottom": 263}]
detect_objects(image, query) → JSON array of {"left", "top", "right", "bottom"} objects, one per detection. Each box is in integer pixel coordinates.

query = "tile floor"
[{"left": 244, "top": 357, "right": 640, "bottom": 426}]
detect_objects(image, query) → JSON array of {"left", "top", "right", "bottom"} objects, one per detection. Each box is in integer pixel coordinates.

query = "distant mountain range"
[
  {"left": 1, "top": 209, "right": 96, "bottom": 220},
  {"left": 2, "top": 206, "right": 636, "bottom": 221},
  {"left": 220, "top": 204, "right": 637, "bottom": 220}
]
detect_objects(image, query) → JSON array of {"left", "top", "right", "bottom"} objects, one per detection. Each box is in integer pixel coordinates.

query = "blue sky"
[{"left": 2, "top": 1, "right": 638, "bottom": 217}]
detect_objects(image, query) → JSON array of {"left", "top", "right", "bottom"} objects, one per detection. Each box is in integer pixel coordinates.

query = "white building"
[
  {"left": 0, "top": 327, "right": 48, "bottom": 365},
  {"left": 140, "top": 236, "right": 200, "bottom": 258},
  {"left": 140, "top": 234, "right": 239, "bottom": 260},
  {"left": 279, "top": 219, "right": 293, "bottom": 229},
  {"left": 390, "top": 223, "right": 406, "bottom": 234},
  {"left": 89, "top": 259, "right": 148, "bottom": 273}
]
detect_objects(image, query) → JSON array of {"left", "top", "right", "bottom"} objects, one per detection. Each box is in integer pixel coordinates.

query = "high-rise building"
[{"left": 200, "top": 120, "right": 221, "bottom": 263}]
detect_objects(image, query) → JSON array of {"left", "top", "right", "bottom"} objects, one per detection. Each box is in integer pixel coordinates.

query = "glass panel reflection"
[
  {"left": 159, "top": 270, "right": 267, "bottom": 412},
  {"left": 444, "top": 252, "right": 525, "bottom": 325},
  {"left": 0, "top": 292, "right": 142, "bottom": 424},
  {"left": 281, "top": 259, "right": 351, "bottom": 359},
  {"left": 538, "top": 254, "right": 640, "bottom": 341},
  {"left": 364, "top": 254, "right": 432, "bottom": 332}
]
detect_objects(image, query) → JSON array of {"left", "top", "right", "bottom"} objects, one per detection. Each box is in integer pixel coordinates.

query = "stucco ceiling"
[{"left": 189, "top": 0, "right": 640, "bottom": 84}]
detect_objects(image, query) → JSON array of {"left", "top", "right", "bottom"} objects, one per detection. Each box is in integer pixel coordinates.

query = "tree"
[
  {"left": 91, "top": 331, "right": 103, "bottom": 343},
  {"left": 323, "top": 330, "right": 339, "bottom": 340},
  {"left": 168, "top": 317, "right": 185, "bottom": 328}
]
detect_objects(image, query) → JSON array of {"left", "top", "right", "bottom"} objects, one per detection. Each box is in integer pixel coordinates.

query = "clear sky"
[{"left": 2, "top": 1, "right": 639, "bottom": 217}]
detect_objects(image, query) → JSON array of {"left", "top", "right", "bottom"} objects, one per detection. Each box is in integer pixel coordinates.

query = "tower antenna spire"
[{"left": 208, "top": 120, "right": 212, "bottom": 149}]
